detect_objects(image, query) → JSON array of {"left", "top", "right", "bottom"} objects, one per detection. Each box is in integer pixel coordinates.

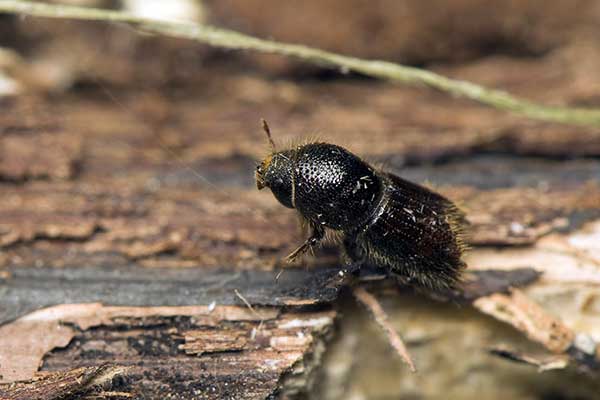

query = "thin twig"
[
  {"left": 234, "top": 288, "right": 264, "bottom": 337},
  {"left": 234, "top": 288, "right": 257, "bottom": 315},
  {"left": 274, "top": 267, "right": 285, "bottom": 282},
  {"left": 2, "top": 0, "right": 600, "bottom": 128},
  {"left": 353, "top": 286, "right": 417, "bottom": 372}
]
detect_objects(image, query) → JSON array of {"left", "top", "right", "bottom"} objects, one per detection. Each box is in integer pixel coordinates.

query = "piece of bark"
[
  {"left": 0, "top": 303, "right": 279, "bottom": 382},
  {"left": 1, "top": 256, "right": 541, "bottom": 327},
  {"left": 0, "top": 263, "right": 546, "bottom": 388},
  {"left": 0, "top": 305, "right": 335, "bottom": 399},
  {"left": 0, "top": 365, "right": 128, "bottom": 400},
  {"left": 453, "top": 184, "right": 600, "bottom": 246},
  {"left": 436, "top": 268, "right": 542, "bottom": 303},
  {"left": 466, "top": 220, "right": 600, "bottom": 286},
  {"left": 0, "top": 265, "right": 349, "bottom": 326},
  {"left": 475, "top": 289, "right": 575, "bottom": 353},
  {"left": 180, "top": 328, "right": 249, "bottom": 355},
  {"left": 475, "top": 289, "right": 600, "bottom": 373},
  {"left": 355, "top": 265, "right": 541, "bottom": 303},
  {"left": 0, "top": 132, "right": 81, "bottom": 182}
]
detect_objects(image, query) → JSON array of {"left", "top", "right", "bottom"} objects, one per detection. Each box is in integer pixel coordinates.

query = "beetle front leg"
[{"left": 285, "top": 224, "right": 325, "bottom": 263}]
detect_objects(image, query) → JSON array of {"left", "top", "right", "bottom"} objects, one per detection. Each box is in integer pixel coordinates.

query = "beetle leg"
[{"left": 285, "top": 224, "right": 325, "bottom": 263}]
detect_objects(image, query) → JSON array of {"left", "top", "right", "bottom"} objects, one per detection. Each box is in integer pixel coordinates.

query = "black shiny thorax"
[{"left": 262, "top": 143, "right": 382, "bottom": 231}]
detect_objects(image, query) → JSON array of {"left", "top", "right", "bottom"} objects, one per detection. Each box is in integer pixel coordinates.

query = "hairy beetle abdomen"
[{"left": 345, "top": 173, "right": 467, "bottom": 290}]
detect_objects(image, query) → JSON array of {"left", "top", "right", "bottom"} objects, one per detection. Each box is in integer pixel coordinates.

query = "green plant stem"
[{"left": 2, "top": 0, "right": 600, "bottom": 127}]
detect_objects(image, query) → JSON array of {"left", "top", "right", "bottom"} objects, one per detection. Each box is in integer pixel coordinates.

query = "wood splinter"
[
  {"left": 353, "top": 286, "right": 417, "bottom": 372},
  {"left": 234, "top": 288, "right": 264, "bottom": 338}
]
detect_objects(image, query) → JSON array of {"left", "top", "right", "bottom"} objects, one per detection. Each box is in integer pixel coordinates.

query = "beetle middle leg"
[{"left": 285, "top": 224, "right": 325, "bottom": 263}]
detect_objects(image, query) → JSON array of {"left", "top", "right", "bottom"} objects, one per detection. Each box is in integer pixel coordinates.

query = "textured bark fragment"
[
  {"left": 181, "top": 328, "right": 249, "bottom": 355},
  {"left": 443, "top": 268, "right": 541, "bottom": 302},
  {"left": 0, "top": 306, "right": 77, "bottom": 383},
  {"left": 0, "top": 215, "right": 98, "bottom": 247},
  {"left": 0, "top": 264, "right": 547, "bottom": 394},
  {"left": 474, "top": 289, "right": 575, "bottom": 354},
  {"left": 466, "top": 220, "right": 600, "bottom": 343},
  {"left": 0, "top": 183, "right": 292, "bottom": 268},
  {"left": 0, "top": 97, "right": 57, "bottom": 134},
  {"left": 0, "top": 265, "right": 346, "bottom": 327},
  {"left": 447, "top": 184, "right": 600, "bottom": 245},
  {"left": 0, "top": 307, "right": 335, "bottom": 399},
  {"left": 0, "top": 365, "right": 128, "bottom": 400},
  {"left": 0, "top": 132, "right": 81, "bottom": 181},
  {"left": 0, "top": 303, "right": 279, "bottom": 383},
  {"left": 466, "top": 221, "right": 600, "bottom": 286},
  {"left": 474, "top": 289, "right": 600, "bottom": 372}
]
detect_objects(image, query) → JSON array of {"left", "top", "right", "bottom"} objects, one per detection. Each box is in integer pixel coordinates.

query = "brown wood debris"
[
  {"left": 0, "top": 98, "right": 80, "bottom": 182},
  {"left": 450, "top": 184, "right": 600, "bottom": 246},
  {"left": 475, "top": 289, "right": 600, "bottom": 373},
  {"left": 0, "top": 365, "right": 128, "bottom": 400},
  {"left": 0, "top": 131, "right": 81, "bottom": 182},
  {"left": 181, "top": 328, "right": 249, "bottom": 355},
  {"left": 0, "top": 264, "right": 348, "bottom": 326},
  {"left": 0, "top": 303, "right": 279, "bottom": 382},
  {"left": 0, "top": 304, "right": 335, "bottom": 399},
  {"left": 475, "top": 289, "right": 575, "bottom": 354}
]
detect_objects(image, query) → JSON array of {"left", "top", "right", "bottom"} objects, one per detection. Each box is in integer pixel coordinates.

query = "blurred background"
[{"left": 1, "top": 1, "right": 600, "bottom": 399}]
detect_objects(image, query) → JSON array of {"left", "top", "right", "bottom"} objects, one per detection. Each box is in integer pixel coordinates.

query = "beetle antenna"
[{"left": 261, "top": 118, "right": 276, "bottom": 151}]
